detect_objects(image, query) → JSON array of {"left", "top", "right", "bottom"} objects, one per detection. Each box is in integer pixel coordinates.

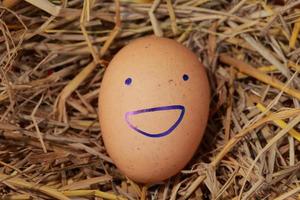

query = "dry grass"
[{"left": 1, "top": 0, "right": 300, "bottom": 199}]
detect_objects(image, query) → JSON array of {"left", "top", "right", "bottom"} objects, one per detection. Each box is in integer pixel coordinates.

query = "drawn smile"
[{"left": 125, "top": 105, "right": 185, "bottom": 138}]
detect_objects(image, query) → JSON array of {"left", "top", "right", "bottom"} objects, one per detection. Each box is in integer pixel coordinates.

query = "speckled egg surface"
[{"left": 99, "top": 36, "right": 210, "bottom": 183}]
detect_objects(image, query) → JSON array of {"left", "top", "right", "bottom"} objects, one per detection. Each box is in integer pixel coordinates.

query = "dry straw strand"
[
  {"left": 62, "top": 189, "right": 126, "bottom": 199},
  {"left": 255, "top": 103, "right": 300, "bottom": 141},
  {"left": 289, "top": 17, "right": 300, "bottom": 49},
  {"left": 149, "top": 0, "right": 163, "bottom": 37},
  {"left": 0, "top": 173, "right": 70, "bottom": 200},
  {"left": 24, "top": 0, "right": 61, "bottom": 16},
  {"left": 239, "top": 114, "right": 300, "bottom": 198},
  {"left": 219, "top": 54, "right": 300, "bottom": 100},
  {"left": 56, "top": 61, "right": 97, "bottom": 122},
  {"left": 166, "top": 0, "right": 178, "bottom": 35}
]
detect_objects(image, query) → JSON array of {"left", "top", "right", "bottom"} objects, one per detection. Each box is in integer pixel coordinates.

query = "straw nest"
[{"left": 1, "top": 0, "right": 300, "bottom": 199}]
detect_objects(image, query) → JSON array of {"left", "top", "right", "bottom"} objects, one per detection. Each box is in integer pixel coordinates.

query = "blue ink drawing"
[
  {"left": 182, "top": 74, "right": 189, "bottom": 81},
  {"left": 125, "top": 77, "right": 132, "bottom": 85},
  {"left": 125, "top": 105, "right": 185, "bottom": 138}
]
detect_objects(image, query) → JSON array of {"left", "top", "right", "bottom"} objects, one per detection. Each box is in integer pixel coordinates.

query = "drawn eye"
[
  {"left": 182, "top": 74, "right": 189, "bottom": 81},
  {"left": 125, "top": 77, "right": 132, "bottom": 86}
]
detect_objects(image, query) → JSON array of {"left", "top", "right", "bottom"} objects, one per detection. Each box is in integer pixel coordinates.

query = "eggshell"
[{"left": 99, "top": 36, "right": 210, "bottom": 183}]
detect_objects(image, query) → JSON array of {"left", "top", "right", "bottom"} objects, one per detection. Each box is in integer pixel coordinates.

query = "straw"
[
  {"left": 24, "top": 0, "right": 61, "bottom": 16},
  {"left": 1, "top": 1, "right": 300, "bottom": 199}
]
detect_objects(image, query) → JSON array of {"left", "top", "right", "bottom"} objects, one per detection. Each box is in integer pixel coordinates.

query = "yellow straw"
[
  {"left": 256, "top": 103, "right": 300, "bottom": 141},
  {"left": 289, "top": 18, "right": 300, "bottom": 49}
]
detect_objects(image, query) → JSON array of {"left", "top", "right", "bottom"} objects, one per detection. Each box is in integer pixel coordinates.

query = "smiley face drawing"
[
  {"left": 125, "top": 104, "right": 185, "bottom": 138},
  {"left": 125, "top": 74, "right": 188, "bottom": 138},
  {"left": 99, "top": 36, "right": 210, "bottom": 183}
]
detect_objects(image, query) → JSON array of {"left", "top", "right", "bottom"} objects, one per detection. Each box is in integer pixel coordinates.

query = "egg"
[{"left": 99, "top": 36, "right": 210, "bottom": 183}]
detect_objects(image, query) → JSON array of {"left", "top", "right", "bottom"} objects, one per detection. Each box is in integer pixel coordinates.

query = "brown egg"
[{"left": 99, "top": 36, "right": 210, "bottom": 183}]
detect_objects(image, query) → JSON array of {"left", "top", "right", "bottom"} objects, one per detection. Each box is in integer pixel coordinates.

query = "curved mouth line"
[{"left": 125, "top": 105, "right": 185, "bottom": 138}]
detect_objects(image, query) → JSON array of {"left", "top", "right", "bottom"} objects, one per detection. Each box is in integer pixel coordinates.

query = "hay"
[{"left": 1, "top": 0, "right": 300, "bottom": 199}]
